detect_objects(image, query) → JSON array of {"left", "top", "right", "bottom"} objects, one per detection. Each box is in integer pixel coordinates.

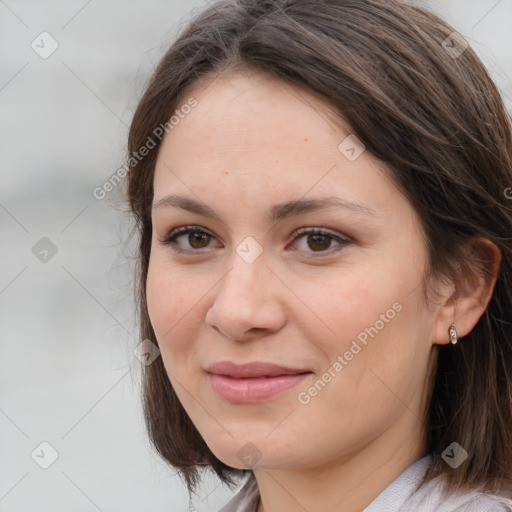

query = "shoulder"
[
  {"left": 217, "top": 474, "right": 259, "bottom": 512},
  {"left": 365, "top": 454, "right": 512, "bottom": 512},
  {"left": 217, "top": 456, "right": 512, "bottom": 512},
  {"left": 402, "top": 472, "right": 512, "bottom": 512}
]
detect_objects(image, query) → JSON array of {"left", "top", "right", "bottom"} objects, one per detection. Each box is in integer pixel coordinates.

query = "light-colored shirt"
[{"left": 218, "top": 454, "right": 512, "bottom": 511}]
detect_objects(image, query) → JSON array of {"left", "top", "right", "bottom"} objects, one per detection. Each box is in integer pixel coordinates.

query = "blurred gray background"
[{"left": 1, "top": 1, "right": 510, "bottom": 511}]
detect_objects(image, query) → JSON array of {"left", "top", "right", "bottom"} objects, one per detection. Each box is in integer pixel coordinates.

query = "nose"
[{"left": 205, "top": 253, "right": 287, "bottom": 342}]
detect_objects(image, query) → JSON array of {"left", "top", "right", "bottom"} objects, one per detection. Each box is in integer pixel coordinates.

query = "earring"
[{"left": 448, "top": 324, "right": 458, "bottom": 345}]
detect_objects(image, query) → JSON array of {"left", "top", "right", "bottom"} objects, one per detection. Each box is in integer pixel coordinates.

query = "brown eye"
[
  {"left": 161, "top": 226, "right": 219, "bottom": 252},
  {"left": 291, "top": 228, "right": 351, "bottom": 256},
  {"left": 161, "top": 225, "right": 350, "bottom": 257},
  {"left": 188, "top": 232, "right": 211, "bottom": 249},
  {"left": 306, "top": 234, "right": 332, "bottom": 251}
]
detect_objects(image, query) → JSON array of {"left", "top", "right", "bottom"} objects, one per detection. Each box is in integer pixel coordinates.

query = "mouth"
[{"left": 205, "top": 361, "right": 313, "bottom": 403}]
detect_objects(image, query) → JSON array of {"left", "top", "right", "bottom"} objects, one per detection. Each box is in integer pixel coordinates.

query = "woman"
[{"left": 126, "top": 0, "right": 512, "bottom": 510}]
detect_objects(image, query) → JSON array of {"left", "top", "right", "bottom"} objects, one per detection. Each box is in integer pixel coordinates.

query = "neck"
[{"left": 254, "top": 413, "right": 427, "bottom": 512}]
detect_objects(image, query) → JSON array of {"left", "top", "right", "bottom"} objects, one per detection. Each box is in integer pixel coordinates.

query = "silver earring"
[{"left": 449, "top": 324, "right": 458, "bottom": 345}]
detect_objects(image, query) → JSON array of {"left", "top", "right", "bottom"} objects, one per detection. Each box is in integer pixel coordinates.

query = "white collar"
[{"left": 218, "top": 453, "right": 512, "bottom": 512}]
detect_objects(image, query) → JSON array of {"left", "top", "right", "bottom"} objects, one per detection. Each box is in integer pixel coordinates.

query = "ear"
[{"left": 433, "top": 237, "right": 501, "bottom": 345}]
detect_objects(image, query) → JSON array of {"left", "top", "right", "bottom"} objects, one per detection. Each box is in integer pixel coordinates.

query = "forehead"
[
  {"left": 168, "top": 71, "right": 347, "bottom": 149},
  {"left": 152, "top": 71, "right": 406, "bottom": 224}
]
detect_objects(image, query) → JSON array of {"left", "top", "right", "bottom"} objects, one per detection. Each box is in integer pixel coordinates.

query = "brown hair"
[{"left": 126, "top": 0, "right": 512, "bottom": 498}]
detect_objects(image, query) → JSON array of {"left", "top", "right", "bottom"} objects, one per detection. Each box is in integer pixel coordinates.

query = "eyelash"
[{"left": 159, "top": 225, "right": 351, "bottom": 257}]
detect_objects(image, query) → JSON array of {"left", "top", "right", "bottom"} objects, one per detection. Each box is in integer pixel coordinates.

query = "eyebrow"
[{"left": 152, "top": 194, "right": 377, "bottom": 222}]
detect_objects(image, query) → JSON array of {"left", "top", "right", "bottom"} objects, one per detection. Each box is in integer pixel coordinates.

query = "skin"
[{"left": 146, "top": 71, "right": 500, "bottom": 512}]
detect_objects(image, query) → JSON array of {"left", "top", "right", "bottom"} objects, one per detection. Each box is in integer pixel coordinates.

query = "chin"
[{"left": 204, "top": 429, "right": 302, "bottom": 470}]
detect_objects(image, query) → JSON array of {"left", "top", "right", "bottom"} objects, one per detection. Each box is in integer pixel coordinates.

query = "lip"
[
  {"left": 205, "top": 361, "right": 311, "bottom": 378},
  {"left": 205, "top": 361, "right": 313, "bottom": 403}
]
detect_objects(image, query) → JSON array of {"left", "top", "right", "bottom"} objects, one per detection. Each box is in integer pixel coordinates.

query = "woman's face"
[{"left": 147, "top": 72, "right": 445, "bottom": 471}]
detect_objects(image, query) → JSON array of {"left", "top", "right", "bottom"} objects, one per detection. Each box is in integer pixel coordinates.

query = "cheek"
[
  {"left": 145, "top": 248, "right": 215, "bottom": 386},
  {"left": 297, "top": 258, "right": 430, "bottom": 403},
  {"left": 315, "top": 293, "right": 430, "bottom": 420},
  {"left": 146, "top": 256, "right": 172, "bottom": 338},
  {"left": 146, "top": 258, "right": 196, "bottom": 402},
  {"left": 291, "top": 262, "right": 402, "bottom": 353},
  {"left": 146, "top": 251, "right": 192, "bottom": 348}
]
